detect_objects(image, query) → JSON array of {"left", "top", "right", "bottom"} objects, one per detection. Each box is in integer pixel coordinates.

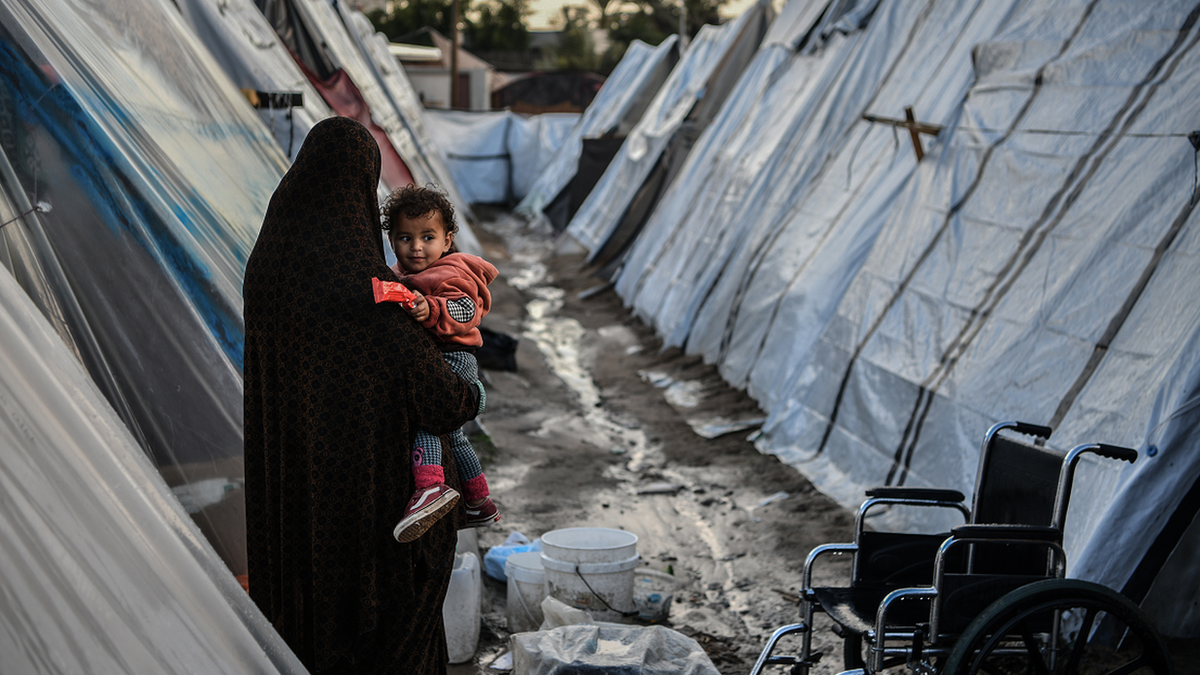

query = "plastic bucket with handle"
[
  {"left": 505, "top": 551, "right": 546, "bottom": 633},
  {"left": 540, "top": 527, "right": 639, "bottom": 622}
]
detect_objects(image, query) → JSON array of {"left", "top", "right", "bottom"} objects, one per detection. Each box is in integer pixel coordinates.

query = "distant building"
[
  {"left": 472, "top": 30, "right": 559, "bottom": 73},
  {"left": 394, "top": 27, "right": 516, "bottom": 110}
]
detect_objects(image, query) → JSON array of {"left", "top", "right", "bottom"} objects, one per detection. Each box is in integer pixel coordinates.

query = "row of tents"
[
  {"left": 0, "top": 0, "right": 511, "bottom": 670},
  {"left": 521, "top": 0, "right": 1200, "bottom": 638},
  {"left": 2, "top": 0, "right": 1199, "bottom": 669}
]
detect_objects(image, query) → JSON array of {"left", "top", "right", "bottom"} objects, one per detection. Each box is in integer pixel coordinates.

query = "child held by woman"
[{"left": 382, "top": 184, "right": 501, "bottom": 542}]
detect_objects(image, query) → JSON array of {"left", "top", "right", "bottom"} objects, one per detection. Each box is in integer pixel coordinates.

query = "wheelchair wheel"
[{"left": 943, "top": 579, "right": 1171, "bottom": 675}]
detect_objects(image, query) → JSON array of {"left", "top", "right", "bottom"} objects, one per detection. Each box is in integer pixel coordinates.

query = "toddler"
[{"left": 382, "top": 184, "right": 501, "bottom": 542}]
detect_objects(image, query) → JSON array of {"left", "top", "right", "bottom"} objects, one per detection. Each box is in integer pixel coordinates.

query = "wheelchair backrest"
[{"left": 972, "top": 433, "right": 1062, "bottom": 527}]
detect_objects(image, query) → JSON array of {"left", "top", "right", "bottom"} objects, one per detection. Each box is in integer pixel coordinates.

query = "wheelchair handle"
[
  {"left": 1093, "top": 444, "right": 1138, "bottom": 463},
  {"left": 1012, "top": 422, "right": 1052, "bottom": 439}
]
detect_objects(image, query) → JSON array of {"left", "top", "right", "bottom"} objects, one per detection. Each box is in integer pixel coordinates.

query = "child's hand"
[{"left": 406, "top": 291, "right": 430, "bottom": 323}]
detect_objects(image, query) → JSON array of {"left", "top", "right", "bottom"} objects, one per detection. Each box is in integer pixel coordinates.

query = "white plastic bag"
[{"left": 511, "top": 624, "right": 720, "bottom": 675}]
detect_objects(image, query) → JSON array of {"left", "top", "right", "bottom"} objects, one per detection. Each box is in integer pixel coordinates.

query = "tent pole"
[{"left": 450, "top": 0, "right": 460, "bottom": 109}]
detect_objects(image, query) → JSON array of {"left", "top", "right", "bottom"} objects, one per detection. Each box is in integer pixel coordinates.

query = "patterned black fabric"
[
  {"left": 445, "top": 297, "right": 476, "bottom": 324},
  {"left": 243, "top": 117, "right": 478, "bottom": 674}
]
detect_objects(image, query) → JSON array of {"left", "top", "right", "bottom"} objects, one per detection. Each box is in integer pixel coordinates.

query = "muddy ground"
[
  {"left": 448, "top": 210, "right": 857, "bottom": 675},
  {"left": 449, "top": 211, "right": 1197, "bottom": 675}
]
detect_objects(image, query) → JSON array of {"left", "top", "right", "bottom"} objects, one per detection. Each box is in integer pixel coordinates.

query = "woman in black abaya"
[{"left": 243, "top": 116, "right": 479, "bottom": 673}]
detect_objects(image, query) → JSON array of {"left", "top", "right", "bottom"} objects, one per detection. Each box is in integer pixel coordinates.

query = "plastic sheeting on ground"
[
  {"left": 564, "top": 0, "right": 772, "bottom": 258},
  {"left": 0, "top": 264, "right": 304, "bottom": 675},
  {"left": 424, "top": 109, "right": 580, "bottom": 205},
  {"left": 512, "top": 624, "right": 720, "bottom": 675},
  {"left": 516, "top": 37, "right": 680, "bottom": 220},
  {"left": 614, "top": 0, "right": 1200, "bottom": 635}
]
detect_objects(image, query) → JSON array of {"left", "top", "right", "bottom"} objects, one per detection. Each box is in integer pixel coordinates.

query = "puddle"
[
  {"left": 664, "top": 381, "right": 703, "bottom": 409},
  {"left": 492, "top": 217, "right": 786, "bottom": 646},
  {"left": 507, "top": 260, "right": 547, "bottom": 291},
  {"left": 637, "top": 371, "right": 765, "bottom": 439},
  {"left": 515, "top": 269, "right": 768, "bottom": 617},
  {"left": 523, "top": 295, "right": 661, "bottom": 472}
]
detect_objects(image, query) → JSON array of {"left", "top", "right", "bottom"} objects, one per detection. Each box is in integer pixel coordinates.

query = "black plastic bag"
[{"left": 478, "top": 326, "right": 518, "bottom": 371}]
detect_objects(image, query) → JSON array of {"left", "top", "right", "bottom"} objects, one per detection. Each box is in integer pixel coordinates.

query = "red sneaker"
[
  {"left": 465, "top": 496, "right": 501, "bottom": 527},
  {"left": 394, "top": 484, "right": 460, "bottom": 543}
]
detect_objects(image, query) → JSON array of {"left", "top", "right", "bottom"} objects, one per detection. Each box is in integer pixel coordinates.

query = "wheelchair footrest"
[{"left": 766, "top": 651, "right": 823, "bottom": 667}]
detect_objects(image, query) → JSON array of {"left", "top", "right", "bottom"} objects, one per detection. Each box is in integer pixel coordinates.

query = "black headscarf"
[{"left": 243, "top": 117, "right": 478, "bottom": 673}]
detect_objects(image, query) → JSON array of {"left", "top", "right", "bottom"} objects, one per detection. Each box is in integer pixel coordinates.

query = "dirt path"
[{"left": 451, "top": 212, "right": 856, "bottom": 674}]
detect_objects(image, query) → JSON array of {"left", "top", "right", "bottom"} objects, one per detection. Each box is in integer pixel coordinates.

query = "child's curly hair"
[{"left": 381, "top": 183, "right": 458, "bottom": 252}]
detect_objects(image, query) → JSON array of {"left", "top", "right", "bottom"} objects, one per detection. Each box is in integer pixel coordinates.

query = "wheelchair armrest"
[
  {"left": 857, "top": 490, "right": 970, "bottom": 537},
  {"left": 932, "top": 525, "right": 1067, "bottom": 599},
  {"left": 803, "top": 542, "right": 857, "bottom": 594},
  {"left": 865, "top": 487, "right": 966, "bottom": 502},
  {"left": 950, "top": 524, "right": 1060, "bottom": 542}
]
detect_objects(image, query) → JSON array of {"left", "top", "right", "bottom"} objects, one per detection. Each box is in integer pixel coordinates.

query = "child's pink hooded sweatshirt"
[{"left": 391, "top": 252, "right": 499, "bottom": 349}]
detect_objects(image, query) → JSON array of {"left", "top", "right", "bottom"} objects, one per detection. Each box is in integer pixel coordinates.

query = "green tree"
[
  {"left": 589, "top": 0, "right": 615, "bottom": 27},
  {"left": 465, "top": 0, "right": 531, "bottom": 52},
  {"left": 595, "top": 0, "right": 723, "bottom": 73},
  {"left": 550, "top": 7, "right": 601, "bottom": 71},
  {"left": 370, "top": 0, "right": 532, "bottom": 52},
  {"left": 599, "top": 8, "right": 670, "bottom": 73},
  {"left": 368, "top": 0, "right": 459, "bottom": 40},
  {"left": 641, "top": 0, "right": 722, "bottom": 37}
]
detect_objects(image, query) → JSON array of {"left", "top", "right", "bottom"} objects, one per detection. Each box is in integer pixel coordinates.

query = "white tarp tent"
[
  {"left": 175, "top": 0, "right": 333, "bottom": 160},
  {"left": 0, "top": 0, "right": 291, "bottom": 576},
  {"left": 614, "top": 0, "right": 1200, "bottom": 634},
  {"left": 254, "top": 0, "right": 480, "bottom": 252},
  {"left": 423, "top": 109, "right": 580, "bottom": 205},
  {"left": 564, "top": 0, "right": 773, "bottom": 258},
  {"left": 0, "top": 266, "right": 304, "bottom": 674},
  {"left": 336, "top": 6, "right": 475, "bottom": 216},
  {"left": 516, "top": 37, "right": 680, "bottom": 223},
  {"left": 176, "top": 0, "right": 481, "bottom": 263}
]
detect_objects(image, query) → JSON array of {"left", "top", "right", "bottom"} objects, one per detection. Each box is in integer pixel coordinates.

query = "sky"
[{"left": 524, "top": 0, "right": 760, "bottom": 31}]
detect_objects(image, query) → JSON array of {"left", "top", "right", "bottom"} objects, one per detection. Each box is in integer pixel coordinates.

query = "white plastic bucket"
[
  {"left": 505, "top": 551, "right": 546, "bottom": 633},
  {"left": 442, "top": 552, "right": 481, "bottom": 664},
  {"left": 540, "top": 528, "right": 639, "bottom": 622}
]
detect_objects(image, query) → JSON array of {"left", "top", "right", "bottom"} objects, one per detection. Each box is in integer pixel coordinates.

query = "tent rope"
[{"left": 0, "top": 201, "right": 51, "bottom": 231}]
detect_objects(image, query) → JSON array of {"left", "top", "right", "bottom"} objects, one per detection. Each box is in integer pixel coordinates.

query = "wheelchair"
[{"left": 750, "top": 421, "right": 1173, "bottom": 675}]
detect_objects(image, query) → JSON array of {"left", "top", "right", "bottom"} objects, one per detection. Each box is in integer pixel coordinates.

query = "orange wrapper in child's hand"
[{"left": 372, "top": 277, "right": 417, "bottom": 309}]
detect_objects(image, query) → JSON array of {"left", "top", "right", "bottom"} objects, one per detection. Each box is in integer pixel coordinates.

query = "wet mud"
[{"left": 450, "top": 212, "right": 856, "bottom": 675}]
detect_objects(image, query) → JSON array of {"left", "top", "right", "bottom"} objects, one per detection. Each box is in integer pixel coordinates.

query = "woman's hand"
[{"left": 406, "top": 291, "right": 431, "bottom": 323}]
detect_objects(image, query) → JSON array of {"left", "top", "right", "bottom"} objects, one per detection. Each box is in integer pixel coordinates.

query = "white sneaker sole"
[{"left": 393, "top": 489, "right": 460, "bottom": 542}]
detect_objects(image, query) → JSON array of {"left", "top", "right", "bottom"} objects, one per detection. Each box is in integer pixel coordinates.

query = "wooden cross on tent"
[{"left": 862, "top": 106, "right": 943, "bottom": 161}]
